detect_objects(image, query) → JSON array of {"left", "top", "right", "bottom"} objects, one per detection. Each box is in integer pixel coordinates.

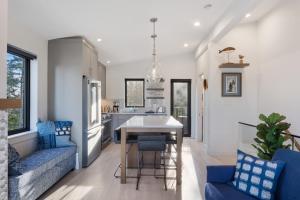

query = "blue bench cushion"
[
  {"left": 205, "top": 183, "right": 257, "bottom": 200},
  {"left": 9, "top": 146, "right": 76, "bottom": 189}
]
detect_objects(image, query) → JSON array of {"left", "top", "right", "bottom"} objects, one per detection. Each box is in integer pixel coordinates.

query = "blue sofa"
[
  {"left": 205, "top": 149, "right": 300, "bottom": 200},
  {"left": 8, "top": 146, "right": 76, "bottom": 200}
]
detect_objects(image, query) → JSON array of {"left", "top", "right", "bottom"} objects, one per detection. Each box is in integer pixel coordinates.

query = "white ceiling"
[
  {"left": 242, "top": 0, "right": 282, "bottom": 24},
  {"left": 8, "top": 0, "right": 237, "bottom": 65}
]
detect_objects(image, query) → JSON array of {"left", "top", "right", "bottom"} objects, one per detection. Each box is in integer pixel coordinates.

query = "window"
[
  {"left": 125, "top": 79, "right": 145, "bottom": 107},
  {"left": 7, "top": 45, "right": 35, "bottom": 135}
]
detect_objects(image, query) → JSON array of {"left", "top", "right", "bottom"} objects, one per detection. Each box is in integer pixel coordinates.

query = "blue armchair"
[{"left": 205, "top": 149, "right": 300, "bottom": 200}]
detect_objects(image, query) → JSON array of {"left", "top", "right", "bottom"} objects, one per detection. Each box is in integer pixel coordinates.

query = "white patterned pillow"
[{"left": 233, "top": 150, "right": 285, "bottom": 200}]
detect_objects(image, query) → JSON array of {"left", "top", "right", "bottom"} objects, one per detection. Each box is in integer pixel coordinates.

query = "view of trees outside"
[
  {"left": 7, "top": 53, "right": 25, "bottom": 131},
  {"left": 173, "top": 82, "right": 188, "bottom": 117},
  {"left": 173, "top": 82, "right": 189, "bottom": 135},
  {"left": 126, "top": 80, "right": 144, "bottom": 107}
]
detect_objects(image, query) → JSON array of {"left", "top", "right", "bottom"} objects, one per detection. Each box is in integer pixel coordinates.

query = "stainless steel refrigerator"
[{"left": 82, "top": 76, "right": 102, "bottom": 167}]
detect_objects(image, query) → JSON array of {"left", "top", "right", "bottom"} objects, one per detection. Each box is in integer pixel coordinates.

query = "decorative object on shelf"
[
  {"left": 0, "top": 99, "right": 21, "bottom": 110},
  {"left": 239, "top": 54, "right": 244, "bottom": 64},
  {"left": 252, "top": 113, "right": 291, "bottom": 160},
  {"left": 203, "top": 79, "right": 208, "bottom": 90},
  {"left": 218, "top": 46, "right": 249, "bottom": 68},
  {"left": 112, "top": 100, "right": 119, "bottom": 112},
  {"left": 219, "top": 47, "right": 236, "bottom": 63},
  {"left": 222, "top": 73, "right": 242, "bottom": 97}
]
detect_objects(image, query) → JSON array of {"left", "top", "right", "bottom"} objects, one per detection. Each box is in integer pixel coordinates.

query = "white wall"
[
  {"left": 7, "top": 15, "right": 48, "bottom": 156},
  {"left": 0, "top": 0, "right": 8, "bottom": 199},
  {"left": 195, "top": 50, "right": 209, "bottom": 142},
  {"left": 7, "top": 17, "right": 48, "bottom": 125},
  {"left": 257, "top": 0, "right": 300, "bottom": 135},
  {"left": 196, "top": 23, "right": 259, "bottom": 155},
  {"left": 195, "top": 0, "right": 300, "bottom": 156},
  {"left": 107, "top": 53, "right": 197, "bottom": 138}
]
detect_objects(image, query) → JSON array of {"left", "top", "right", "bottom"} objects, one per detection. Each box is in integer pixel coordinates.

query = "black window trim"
[
  {"left": 7, "top": 44, "right": 34, "bottom": 135},
  {"left": 125, "top": 78, "right": 145, "bottom": 108}
]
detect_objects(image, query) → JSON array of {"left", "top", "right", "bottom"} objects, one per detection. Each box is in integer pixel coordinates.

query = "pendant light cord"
[{"left": 150, "top": 18, "right": 158, "bottom": 64}]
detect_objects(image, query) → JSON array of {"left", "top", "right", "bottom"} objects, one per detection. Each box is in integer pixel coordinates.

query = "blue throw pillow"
[
  {"left": 8, "top": 144, "right": 25, "bottom": 176},
  {"left": 54, "top": 121, "right": 75, "bottom": 147},
  {"left": 37, "top": 121, "right": 56, "bottom": 149},
  {"left": 232, "top": 150, "right": 285, "bottom": 200}
]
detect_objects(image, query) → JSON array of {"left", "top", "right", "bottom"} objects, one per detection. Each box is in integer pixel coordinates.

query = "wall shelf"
[
  {"left": 0, "top": 99, "right": 22, "bottom": 110},
  {"left": 146, "top": 97, "right": 165, "bottom": 100},
  {"left": 219, "top": 63, "right": 250, "bottom": 68},
  {"left": 146, "top": 88, "right": 164, "bottom": 91}
]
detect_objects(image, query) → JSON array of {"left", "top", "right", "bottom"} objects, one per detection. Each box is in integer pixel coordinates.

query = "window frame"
[
  {"left": 125, "top": 78, "right": 145, "bottom": 108},
  {"left": 7, "top": 45, "right": 35, "bottom": 135}
]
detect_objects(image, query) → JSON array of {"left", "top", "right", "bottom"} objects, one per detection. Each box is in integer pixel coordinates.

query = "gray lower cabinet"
[{"left": 111, "top": 114, "right": 144, "bottom": 139}]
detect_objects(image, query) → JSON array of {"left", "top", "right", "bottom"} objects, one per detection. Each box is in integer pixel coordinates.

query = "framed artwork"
[{"left": 222, "top": 73, "right": 242, "bottom": 97}]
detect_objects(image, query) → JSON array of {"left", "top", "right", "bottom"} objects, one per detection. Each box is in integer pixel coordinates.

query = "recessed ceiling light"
[
  {"left": 203, "top": 4, "right": 212, "bottom": 9},
  {"left": 106, "top": 60, "right": 111, "bottom": 64},
  {"left": 194, "top": 21, "right": 201, "bottom": 27},
  {"left": 97, "top": 38, "right": 102, "bottom": 42},
  {"left": 184, "top": 43, "right": 189, "bottom": 48},
  {"left": 245, "top": 13, "right": 251, "bottom": 18}
]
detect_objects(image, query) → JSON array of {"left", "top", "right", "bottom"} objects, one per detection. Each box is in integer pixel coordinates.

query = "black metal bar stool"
[
  {"left": 136, "top": 135, "right": 167, "bottom": 190},
  {"left": 113, "top": 127, "right": 138, "bottom": 178}
]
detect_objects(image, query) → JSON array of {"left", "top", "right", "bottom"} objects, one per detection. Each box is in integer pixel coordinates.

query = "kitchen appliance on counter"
[
  {"left": 101, "top": 113, "right": 112, "bottom": 149},
  {"left": 156, "top": 106, "right": 166, "bottom": 113},
  {"left": 82, "top": 76, "right": 102, "bottom": 167}
]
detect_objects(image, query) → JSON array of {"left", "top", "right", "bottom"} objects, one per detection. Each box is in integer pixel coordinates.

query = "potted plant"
[{"left": 252, "top": 113, "right": 291, "bottom": 160}]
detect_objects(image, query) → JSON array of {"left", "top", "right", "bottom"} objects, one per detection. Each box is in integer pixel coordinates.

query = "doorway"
[
  {"left": 170, "top": 79, "right": 191, "bottom": 137},
  {"left": 197, "top": 75, "right": 205, "bottom": 142}
]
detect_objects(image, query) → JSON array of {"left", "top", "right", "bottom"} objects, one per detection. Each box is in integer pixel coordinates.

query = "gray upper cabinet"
[
  {"left": 82, "top": 40, "right": 98, "bottom": 80},
  {"left": 98, "top": 62, "right": 106, "bottom": 98}
]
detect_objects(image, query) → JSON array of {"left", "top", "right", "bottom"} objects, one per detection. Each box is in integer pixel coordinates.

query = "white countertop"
[{"left": 120, "top": 115, "right": 183, "bottom": 129}]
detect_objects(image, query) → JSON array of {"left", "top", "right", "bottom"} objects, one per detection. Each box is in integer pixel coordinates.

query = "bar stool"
[
  {"left": 136, "top": 135, "right": 167, "bottom": 190},
  {"left": 113, "top": 128, "right": 137, "bottom": 178}
]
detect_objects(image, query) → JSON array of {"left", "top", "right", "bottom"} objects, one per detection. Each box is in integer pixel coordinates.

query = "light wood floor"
[{"left": 39, "top": 139, "right": 236, "bottom": 200}]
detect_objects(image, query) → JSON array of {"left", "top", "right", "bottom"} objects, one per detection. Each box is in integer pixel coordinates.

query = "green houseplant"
[{"left": 252, "top": 113, "right": 291, "bottom": 160}]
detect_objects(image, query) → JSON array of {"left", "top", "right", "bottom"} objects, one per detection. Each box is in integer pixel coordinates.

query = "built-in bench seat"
[{"left": 9, "top": 146, "right": 76, "bottom": 200}]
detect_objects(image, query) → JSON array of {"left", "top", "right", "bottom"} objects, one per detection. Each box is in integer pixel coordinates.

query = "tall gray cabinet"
[{"left": 48, "top": 36, "right": 100, "bottom": 168}]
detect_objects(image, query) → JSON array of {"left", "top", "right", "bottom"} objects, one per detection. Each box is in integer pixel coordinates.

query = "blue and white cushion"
[
  {"left": 8, "top": 144, "right": 25, "bottom": 176},
  {"left": 37, "top": 121, "right": 56, "bottom": 149},
  {"left": 232, "top": 150, "right": 285, "bottom": 200},
  {"left": 54, "top": 121, "right": 75, "bottom": 147},
  {"left": 54, "top": 121, "right": 72, "bottom": 136}
]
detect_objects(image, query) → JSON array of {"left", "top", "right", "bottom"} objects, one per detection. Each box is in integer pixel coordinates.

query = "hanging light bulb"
[{"left": 146, "top": 18, "right": 164, "bottom": 87}]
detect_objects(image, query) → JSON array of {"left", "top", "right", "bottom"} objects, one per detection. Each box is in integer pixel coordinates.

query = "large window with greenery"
[
  {"left": 7, "top": 45, "right": 35, "bottom": 135},
  {"left": 125, "top": 79, "right": 145, "bottom": 107}
]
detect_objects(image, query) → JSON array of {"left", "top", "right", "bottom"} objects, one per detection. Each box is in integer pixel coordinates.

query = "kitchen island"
[
  {"left": 119, "top": 115, "right": 183, "bottom": 185},
  {"left": 105, "top": 112, "right": 167, "bottom": 139}
]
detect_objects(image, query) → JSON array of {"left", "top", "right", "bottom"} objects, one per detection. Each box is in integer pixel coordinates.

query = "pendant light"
[{"left": 146, "top": 18, "right": 164, "bottom": 86}]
